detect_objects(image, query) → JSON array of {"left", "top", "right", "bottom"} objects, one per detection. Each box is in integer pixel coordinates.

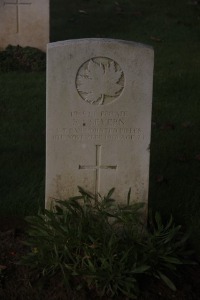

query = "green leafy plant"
[
  {"left": 145, "top": 212, "right": 194, "bottom": 291},
  {"left": 20, "top": 188, "right": 194, "bottom": 298},
  {"left": 0, "top": 45, "right": 46, "bottom": 72}
]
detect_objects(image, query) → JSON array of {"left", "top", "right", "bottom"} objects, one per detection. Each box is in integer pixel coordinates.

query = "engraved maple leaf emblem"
[{"left": 77, "top": 59, "right": 123, "bottom": 105}]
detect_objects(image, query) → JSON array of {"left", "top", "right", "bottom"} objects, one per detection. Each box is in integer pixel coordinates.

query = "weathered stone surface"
[
  {"left": 0, "top": 0, "right": 49, "bottom": 51},
  {"left": 46, "top": 38, "right": 154, "bottom": 209}
]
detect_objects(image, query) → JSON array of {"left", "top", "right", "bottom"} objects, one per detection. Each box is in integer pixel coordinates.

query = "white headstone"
[
  {"left": 46, "top": 39, "right": 154, "bottom": 209},
  {"left": 0, "top": 0, "right": 49, "bottom": 52}
]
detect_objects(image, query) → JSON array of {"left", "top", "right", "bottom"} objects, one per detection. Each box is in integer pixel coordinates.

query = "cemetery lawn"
[{"left": 0, "top": 0, "right": 200, "bottom": 298}]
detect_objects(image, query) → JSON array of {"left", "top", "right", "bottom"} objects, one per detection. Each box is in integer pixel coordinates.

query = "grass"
[
  {"left": 0, "top": 0, "right": 200, "bottom": 251},
  {"left": 0, "top": 72, "right": 45, "bottom": 215}
]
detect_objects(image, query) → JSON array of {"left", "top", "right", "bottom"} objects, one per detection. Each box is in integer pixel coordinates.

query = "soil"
[{"left": 0, "top": 217, "right": 200, "bottom": 300}]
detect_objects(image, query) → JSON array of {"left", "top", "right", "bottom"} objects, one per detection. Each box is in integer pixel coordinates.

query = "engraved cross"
[
  {"left": 4, "top": 0, "right": 32, "bottom": 33},
  {"left": 79, "top": 145, "right": 117, "bottom": 197}
]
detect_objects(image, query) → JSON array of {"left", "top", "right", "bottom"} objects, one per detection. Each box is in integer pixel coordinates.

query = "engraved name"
[
  {"left": 52, "top": 110, "right": 144, "bottom": 141},
  {"left": 72, "top": 118, "right": 125, "bottom": 127}
]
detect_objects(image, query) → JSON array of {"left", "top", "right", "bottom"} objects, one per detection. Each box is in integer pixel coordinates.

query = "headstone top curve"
[{"left": 47, "top": 38, "right": 154, "bottom": 53}]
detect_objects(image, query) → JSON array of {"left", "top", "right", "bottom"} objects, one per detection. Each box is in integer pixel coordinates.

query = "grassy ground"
[
  {"left": 0, "top": 72, "right": 45, "bottom": 215},
  {"left": 0, "top": 0, "right": 200, "bottom": 251}
]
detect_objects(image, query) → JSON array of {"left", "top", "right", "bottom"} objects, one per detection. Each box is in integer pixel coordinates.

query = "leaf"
[
  {"left": 150, "top": 36, "right": 162, "bottom": 42},
  {"left": 77, "top": 60, "right": 123, "bottom": 104},
  {"left": 78, "top": 186, "right": 94, "bottom": 198},
  {"left": 78, "top": 10, "right": 87, "bottom": 14},
  {"left": 127, "top": 188, "right": 131, "bottom": 205},
  {"left": 157, "top": 271, "right": 177, "bottom": 291},
  {"left": 130, "top": 265, "right": 150, "bottom": 274},
  {"left": 106, "top": 187, "right": 115, "bottom": 199},
  {"left": 155, "top": 211, "right": 162, "bottom": 227},
  {"left": 162, "top": 256, "right": 182, "bottom": 264}
]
